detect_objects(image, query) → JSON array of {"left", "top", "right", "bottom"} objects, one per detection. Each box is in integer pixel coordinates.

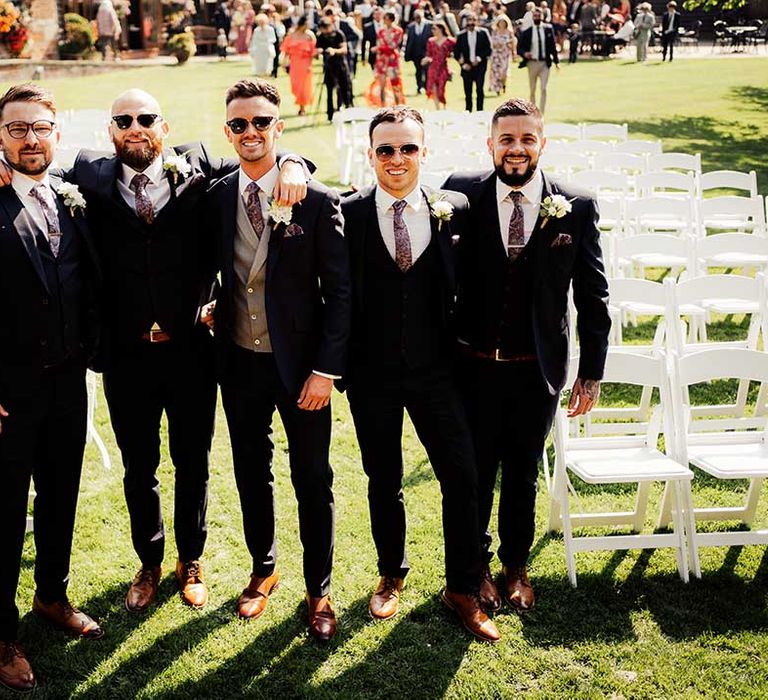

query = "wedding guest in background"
[
  {"left": 661, "top": 1, "right": 680, "bottom": 62},
  {"left": 373, "top": 12, "right": 405, "bottom": 106},
  {"left": 634, "top": 2, "right": 655, "bottom": 63},
  {"left": 518, "top": 7, "right": 559, "bottom": 114},
  {"left": 488, "top": 15, "right": 516, "bottom": 96},
  {"left": 280, "top": 16, "right": 317, "bottom": 116},
  {"left": 454, "top": 12, "right": 492, "bottom": 112},
  {"left": 423, "top": 21, "right": 456, "bottom": 109},
  {"left": 404, "top": 9, "right": 433, "bottom": 95},
  {"left": 250, "top": 13, "right": 277, "bottom": 76}
]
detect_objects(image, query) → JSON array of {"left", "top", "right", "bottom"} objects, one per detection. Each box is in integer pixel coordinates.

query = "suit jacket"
[
  {"left": 662, "top": 11, "right": 679, "bottom": 35},
  {"left": 453, "top": 27, "right": 492, "bottom": 65},
  {"left": 340, "top": 184, "right": 469, "bottom": 377},
  {"left": 404, "top": 20, "right": 433, "bottom": 60},
  {"left": 0, "top": 172, "right": 100, "bottom": 388},
  {"left": 442, "top": 170, "right": 610, "bottom": 394},
  {"left": 518, "top": 24, "right": 560, "bottom": 68},
  {"left": 567, "top": 0, "right": 584, "bottom": 24},
  {"left": 210, "top": 172, "right": 351, "bottom": 395}
]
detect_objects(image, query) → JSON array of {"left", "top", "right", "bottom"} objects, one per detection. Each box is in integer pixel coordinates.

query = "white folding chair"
[
  {"left": 570, "top": 139, "right": 615, "bottom": 158},
  {"left": 663, "top": 348, "right": 768, "bottom": 578},
  {"left": 626, "top": 197, "right": 696, "bottom": 238},
  {"left": 572, "top": 170, "right": 631, "bottom": 200},
  {"left": 539, "top": 152, "right": 590, "bottom": 180},
  {"left": 648, "top": 152, "right": 702, "bottom": 175},
  {"left": 700, "top": 170, "right": 758, "bottom": 198},
  {"left": 581, "top": 122, "right": 628, "bottom": 143},
  {"left": 593, "top": 152, "right": 647, "bottom": 177},
  {"left": 694, "top": 233, "right": 768, "bottom": 274},
  {"left": 86, "top": 370, "right": 112, "bottom": 471},
  {"left": 615, "top": 234, "right": 691, "bottom": 279},
  {"left": 636, "top": 171, "right": 697, "bottom": 201},
  {"left": 615, "top": 139, "right": 664, "bottom": 157},
  {"left": 699, "top": 195, "right": 766, "bottom": 236},
  {"left": 544, "top": 122, "right": 583, "bottom": 141},
  {"left": 333, "top": 108, "right": 376, "bottom": 185},
  {"left": 549, "top": 351, "right": 695, "bottom": 586}
]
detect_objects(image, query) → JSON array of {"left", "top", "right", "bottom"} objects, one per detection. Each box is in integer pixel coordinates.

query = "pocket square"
[
  {"left": 551, "top": 233, "right": 572, "bottom": 248},
  {"left": 284, "top": 223, "right": 304, "bottom": 237}
]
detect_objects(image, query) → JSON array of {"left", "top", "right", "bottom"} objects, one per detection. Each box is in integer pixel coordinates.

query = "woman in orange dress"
[
  {"left": 374, "top": 11, "right": 405, "bottom": 105},
  {"left": 280, "top": 16, "right": 316, "bottom": 116}
]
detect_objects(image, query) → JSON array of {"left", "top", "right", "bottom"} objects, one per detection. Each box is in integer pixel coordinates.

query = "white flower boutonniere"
[
  {"left": 540, "top": 194, "right": 573, "bottom": 228},
  {"left": 427, "top": 192, "right": 454, "bottom": 231},
  {"left": 268, "top": 200, "right": 293, "bottom": 226},
  {"left": 54, "top": 182, "right": 86, "bottom": 216},
  {"left": 163, "top": 153, "right": 192, "bottom": 184}
]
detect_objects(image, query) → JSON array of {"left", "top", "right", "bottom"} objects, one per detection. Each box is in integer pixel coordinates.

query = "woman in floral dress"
[
  {"left": 488, "top": 16, "right": 516, "bottom": 95},
  {"left": 422, "top": 22, "right": 456, "bottom": 110},
  {"left": 374, "top": 11, "right": 405, "bottom": 106}
]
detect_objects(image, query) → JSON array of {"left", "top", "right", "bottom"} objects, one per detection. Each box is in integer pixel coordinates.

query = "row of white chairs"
[
  {"left": 550, "top": 347, "right": 768, "bottom": 586},
  {"left": 546, "top": 121, "right": 629, "bottom": 143}
]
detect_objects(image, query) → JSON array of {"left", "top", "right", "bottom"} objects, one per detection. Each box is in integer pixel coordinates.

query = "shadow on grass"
[{"left": 729, "top": 86, "right": 768, "bottom": 112}]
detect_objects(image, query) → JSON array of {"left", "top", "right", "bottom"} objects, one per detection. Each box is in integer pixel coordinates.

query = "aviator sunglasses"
[
  {"left": 374, "top": 143, "right": 421, "bottom": 161},
  {"left": 111, "top": 114, "right": 164, "bottom": 130},
  {"left": 226, "top": 116, "right": 277, "bottom": 134}
]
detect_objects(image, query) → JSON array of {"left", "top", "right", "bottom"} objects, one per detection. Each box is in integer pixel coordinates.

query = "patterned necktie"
[
  {"left": 392, "top": 200, "right": 413, "bottom": 273},
  {"left": 29, "top": 183, "right": 61, "bottom": 257},
  {"left": 245, "top": 181, "right": 265, "bottom": 239},
  {"left": 507, "top": 190, "right": 525, "bottom": 262},
  {"left": 130, "top": 173, "right": 154, "bottom": 225}
]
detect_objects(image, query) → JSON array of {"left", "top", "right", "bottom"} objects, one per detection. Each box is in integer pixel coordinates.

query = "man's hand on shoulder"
[
  {"left": 274, "top": 160, "right": 308, "bottom": 207},
  {"left": 0, "top": 160, "right": 12, "bottom": 186},
  {"left": 567, "top": 378, "right": 600, "bottom": 417}
]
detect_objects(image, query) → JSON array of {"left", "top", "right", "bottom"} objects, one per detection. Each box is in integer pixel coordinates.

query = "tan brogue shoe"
[
  {"left": 32, "top": 596, "right": 104, "bottom": 640},
  {"left": 125, "top": 566, "right": 162, "bottom": 613},
  {"left": 440, "top": 589, "right": 501, "bottom": 643},
  {"left": 369, "top": 576, "right": 405, "bottom": 620},
  {"left": 176, "top": 560, "right": 208, "bottom": 608},
  {"left": 237, "top": 572, "right": 280, "bottom": 620},
  {"left": 479, "top": 565, "right": 502, "bottom": 613},
  {"left": 306, "top": 594, "right": 337, "bottom": 643},
  {"left": 0, "top": 641, "right": 36, "bottom": 693},
  {"left": 502, "top": 565, "right": 535, "bottom": 612}
]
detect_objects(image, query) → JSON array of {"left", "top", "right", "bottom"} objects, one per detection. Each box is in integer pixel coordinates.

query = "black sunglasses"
[
  {"left": 226, "top": 116, "right": 277, "bottom": 134},
  {"left": 2, "top": 120, "right": 56, "bottom": 139},
  {"left": 111, "top": 114, "right": 164, "bottom": 130},
  {"left": 374, "top": 143, "right": 421, "bottom": 161}
]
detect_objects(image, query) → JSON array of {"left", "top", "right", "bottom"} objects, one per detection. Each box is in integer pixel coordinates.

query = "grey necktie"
[
  {"left": 130, "top": 173, "right": 154, "bottom": 225},
  {"left": 245, "top": 181, "right": 265, "bottom": 239},
  {"left": 29, "top": 184, "right": 61, "bottom": 257},
  {"left": 507, "top": 191, "right": 525, "bottom": 262},
  {"left": 392, "top": 200, "right": 413, "bottom": 272}
]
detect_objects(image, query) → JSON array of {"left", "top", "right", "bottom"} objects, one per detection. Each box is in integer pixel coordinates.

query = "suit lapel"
[
  {"left": 422, "top": 185, "right": 455, "bottom": 292},
  {"left": 98, "top": 156, "right": 145, "bottom": 232},
  {"left": 220, "top": 173, "right": 239, "bottom": 295},
  {"left": 478, "top": 173, "right": 508, "bottom": 264},
  {"left": 0, "top": 186, "right": 49, "bottom": 293}
]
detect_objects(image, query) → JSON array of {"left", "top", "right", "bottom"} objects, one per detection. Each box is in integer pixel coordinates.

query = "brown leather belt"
[
  {"left": 141, "top": 329, "right": 172, "bottom": 343},
  {"left": 459, "top": 345, "right": 537, "bottom": 363}
]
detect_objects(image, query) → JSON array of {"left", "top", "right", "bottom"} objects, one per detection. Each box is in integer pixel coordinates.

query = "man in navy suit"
[
  {"left": 661, "top": 1, "right": 680, "bottom": 62},
  {"left": 454, "top": 12, "right": 492, "bottom": 112},
  {"left": 443, "top": 99, "right": 610, "bottom": 614},
  {"left": 0, "top": 83, "right": 103, "bottom": 693},
  {"left": 517, "top": 8, "right": 559, "bottom": 114},
  {"left": 404, "top": 9, "right": 433, "bottom": 94},
  {"left": 208, "top": 79, "right": 351, "bottom": 643}
]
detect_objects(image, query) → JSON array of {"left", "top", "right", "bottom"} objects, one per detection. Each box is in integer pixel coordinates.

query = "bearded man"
[{"left": 443, "top": 99, "right": 610, "bottom": 615}]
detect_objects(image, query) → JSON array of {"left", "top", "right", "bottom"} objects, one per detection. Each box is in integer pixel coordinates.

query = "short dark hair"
[
  {"left": 0, "top": 83, "right": 56, "bottom": 120},
  {"left": 433, "top": 20, "right": 448, "bottom": 36},
  {"left": 384, "top": 10, "right": 396, "bottom": 21},
  {"left": 225, "top": 79, "right": 280, "bottom": 107},
  {"left": 319, "top": 17, "right": 332, "bottom": 28},
  {"left": 369, "top": 106, "right": 424, "bottom": 142},
  {"left": 491, "top": 98, "right": 543, "bottom": 129}
]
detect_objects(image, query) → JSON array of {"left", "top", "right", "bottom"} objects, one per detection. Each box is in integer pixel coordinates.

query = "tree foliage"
[{"left": 683, "top": 0, "right": 748, "bottom": 11}]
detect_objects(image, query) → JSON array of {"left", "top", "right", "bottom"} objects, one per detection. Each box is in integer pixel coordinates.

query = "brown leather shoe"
[
  {"left": 0, "top": 641, "right": 36, "bottom": 693},
  {"left": 125, "top": 566, "right": 162, "bottom": 613},
  {"left": 32, "top": 596, "right": 104, "bottom": 639},
  {"left": 175, "top": 560, "right": 208, "bottom": 608},
  {"left": 237, "top": 572, "right": 280, "bottom": 620},
  {"left": 306, "top": 594, "right": 336, "bottom": 643},
  {"left": 502, "top": 565, "right": 535, "bottom": 612},
  {"left": 479, "top": 565, "right": 502, "bottom": 613},
  {"left": 369, "top": 576, "right": 405, "bottom": 620},
  {"left": 440, "top": 589, "right": 501, "bottom": 643}
]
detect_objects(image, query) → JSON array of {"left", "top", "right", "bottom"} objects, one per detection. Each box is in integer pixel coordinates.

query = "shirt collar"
[
  {"left": 120, "top": 154, "right": 165, "bottom": 188},
  {"left": 238, "top": 164, "right": 279, "bottom": 198},
  {"left": 495, "top": 167, "right": 544, "bottom": 206},
  {"left": 375, "top": 184, "right": 424, "bottom": 213},
  {"left": 11, "top": 169, "right": 52, "bottom": 199}
]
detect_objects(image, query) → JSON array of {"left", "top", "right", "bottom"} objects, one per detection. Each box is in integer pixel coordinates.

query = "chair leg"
[
  {"left": 656, "top": 481, "right": 673, "bottom": 529},
  {"left": 671, "top": 480, "right": 690, "bottom": 583},
  {"left": 680, "top": 479, "right": 701, "bottom": 578},
  {"left": 560, "top": 473, "right": 578, "bottom": 587},
  {"left": 742, "top": 478, "right": 763, "bottom": 527},
  {"left": 632, "top": 481, "right": 651, "bottom": 533}
]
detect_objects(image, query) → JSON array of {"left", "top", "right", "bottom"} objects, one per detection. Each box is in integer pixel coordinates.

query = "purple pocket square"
[
  {"left": 284, "top": 223, "right": 304, "bottom": 237},
  {"left": 551, "top": 233, "right": 572, "bottom": 248}
]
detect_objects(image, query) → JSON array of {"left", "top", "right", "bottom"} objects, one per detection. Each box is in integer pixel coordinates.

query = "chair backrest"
[
  {"left": 544, "top": 122, "right": 582, "bottom": 141},
  {"left": 609, "top": 277, "right": 667, "bottom": 309},
  {"left": 699, "top": 195, "right": 766, "bottom": 235},
  {"left": 615, "top": 234, "right": 691, "bottom": 272},
  {"left": 648, "top": 152, "right": 702, "bottom": 175},
  {"left": 700, "top": 170, "right": 758, "bottom": 198},
  {"left": 615, "top": 139, "right": 664, "bottom": 157},
  {"left": 539, "top": 152, "right": 590, "bottom": 177},
  {"left": 570, "top": 139, "right": 615, "bottom": 156},
  {"left": 572, "top": 170, "right": 630, "bottom": 197},
  {"left": 695, "top": 232, "right": 768, "bottom": 266},
  {"left": 581, "top": 122, "right": 629, "bottom": 143},
  {"left": 593, "top": 152, "right": 647, "bottom": 175},
  {"left": 626, "top": 197, "right": 695, "bottom": 234},
  {"left": 636, "top": 171, "right": 697, "bottom": 199}
]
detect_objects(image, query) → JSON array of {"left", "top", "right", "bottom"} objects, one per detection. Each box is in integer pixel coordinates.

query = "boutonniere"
[
  {"left": 163, "top": 153, "right": 192, "bottom": 185},
  {"left": 540, "top": 194, "right": 573, "bottom": 228},
  {"left": 427, "top": 192, "right": 454, "bottom": 231},
  {"left": 268, "top": 199, "right": 293, "bottom": 226},
  {"left": 54, "top": 182, "right": 86, "bottom": 216}
]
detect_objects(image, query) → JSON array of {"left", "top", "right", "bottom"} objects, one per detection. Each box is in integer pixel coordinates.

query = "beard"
[
  {"left": 495, "top": 160, "right": 537, "bottom": 188},
  {"left": 115, "top": 136, "right": 163, "bottom": 171},
  {"left": 7, "top": 147, "right": 52, "bottom": 176}
]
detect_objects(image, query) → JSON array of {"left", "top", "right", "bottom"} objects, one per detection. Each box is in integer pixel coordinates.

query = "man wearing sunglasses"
[
  {"left": 207, "top": 80, "right": 350, "bottom": 642},
  {"left": 0, "top": 84, "right": 103, "bottom": 693},
  {"left": 340, "top": 106, "right": 500, "bottom": 643}
]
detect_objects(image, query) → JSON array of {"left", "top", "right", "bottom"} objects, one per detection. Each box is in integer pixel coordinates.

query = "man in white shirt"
[
  {"left": 454, "top": 12, "right": 492, "bottom": 112},
  {"left": 517, "top": 8, "right": 559, "bottom": 114}
]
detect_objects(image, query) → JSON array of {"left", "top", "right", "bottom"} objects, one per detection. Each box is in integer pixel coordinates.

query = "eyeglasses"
[
  {"left": 2, "top": 120, "right": 56, "bottom": 140},
  {"left": 111, "top": 114, "right": 164, "bottom": 130},
  {"left": 374, "top": 143, "right": 421, "bottom": 161},
  {"left": 226, "top": 116, "right": 277, "bottom": 134}
]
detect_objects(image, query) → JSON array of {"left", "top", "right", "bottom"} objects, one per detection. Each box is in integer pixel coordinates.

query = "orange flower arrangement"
[{"left": 0, "top": 1, "right": 20, "bottom": 34}]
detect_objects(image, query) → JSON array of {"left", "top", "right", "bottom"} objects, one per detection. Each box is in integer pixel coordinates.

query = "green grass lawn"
[{"left": 3, "top": 57, "right": 768, "bottom": 699}]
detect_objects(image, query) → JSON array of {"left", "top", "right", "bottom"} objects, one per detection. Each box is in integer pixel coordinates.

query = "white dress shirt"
[
  {"left": 118, "top": 155, "right": 172, "bottom": 217},
  {"left": 375, "top": 184, "right": 432, "bottom": 265},
  {"left": 495, "top": 168, "right": 544, "bottom": 249},
  {"left": 11, "top": 170, "right": 57, "bottom": 242},
  {"left": 467, "top": 28, "right": 477, "bottom": 62},
  {"left": 530, "top": 24, "right": 547, "bottom": 61}
]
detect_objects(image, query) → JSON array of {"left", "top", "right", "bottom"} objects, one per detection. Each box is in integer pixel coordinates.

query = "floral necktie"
[
  {"left": 245, "top": 181, "right": 265, "bottom": 239},
  {"left": 30, "top": 183, "right": 61, "bottom": 257},
  {"left": 507, "top": 191, "right": 525, "bottom": 262},
  {"left": 392, "top": 199, "right": 412, "bottom": 273},
  {"left": 130, "top": 173, "right": 154, "bottom": 225}
]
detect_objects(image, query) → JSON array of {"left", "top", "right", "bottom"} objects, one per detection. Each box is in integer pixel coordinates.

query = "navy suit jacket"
[
  {"left": 518, "top": 24, "right": 560, "bottom": 68},
  {"left": 453, "top": 27, "right": 492, "bottom": 65},
  {"left": 404, "top": 20, "right": 433, "bottom": 60}
]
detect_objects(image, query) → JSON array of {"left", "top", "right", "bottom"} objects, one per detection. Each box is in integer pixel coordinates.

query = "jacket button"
[{"left": 42, "top": 298, "right": 49, "bottom": 305}]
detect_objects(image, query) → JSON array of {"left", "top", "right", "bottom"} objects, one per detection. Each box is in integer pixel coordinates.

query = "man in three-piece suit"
[
  {"left": 454, "top": 12, "right": 492, "bottom": 112},
  {"left": 363, "top": 7, "right": 384, "bottom": 69},
  {"left": 209, "top": 79, "right": 351, "bottom": 643},
  {"left": 71, "top": 89, "right": 308, "bottom": 616},
  {"left": 443, "top": 99, "right": 610, "bottom": 614},
  {"left": 341, "top": 107, "right": 500, "bottom": 643},
  {"left": 404, "top": 9, "right": 433, "bottom": 94},
  {"left": 0, "top": 84, "right": 103, "bottom": 694},
  {"left": 661, "top": 1, "right": 680, "bottom": 62},
  {"left": 517, "top": 8, "right": 559, "bottom": 114}
]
